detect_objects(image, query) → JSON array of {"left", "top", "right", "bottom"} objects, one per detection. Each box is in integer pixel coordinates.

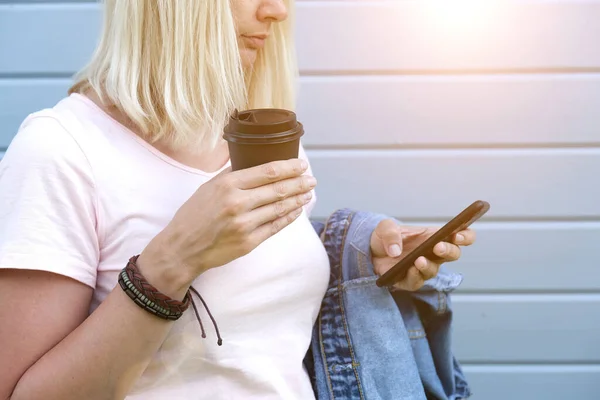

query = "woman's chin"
[{"left": 240, "top": 48, "right": 258, "bottom": 69}]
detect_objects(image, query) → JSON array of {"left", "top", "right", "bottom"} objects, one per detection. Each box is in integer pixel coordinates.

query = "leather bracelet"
[
  {"left": 118, "top": 255, "right": 191, "bottom": 320},
  {"left": 118, "top": 255, "right": 224, "bottom": 346}
]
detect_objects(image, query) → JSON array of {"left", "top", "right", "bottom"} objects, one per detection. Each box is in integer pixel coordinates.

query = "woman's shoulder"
[
  {"left": 6, "top": 106, "right": 87, "bottom": 170},
  {"left": 0, "top": 96, "right": 101, "bottom": 290},
  {"left": 6, "top": 93, "right": 112, "bottom": 169}
]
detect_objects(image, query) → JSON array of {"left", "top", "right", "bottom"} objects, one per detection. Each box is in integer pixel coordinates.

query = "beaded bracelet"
[
  {"left": 118, "top": 255, "right": 191, "bottom": 320},
  {"left": 117, "top": 255, "right": 224, "bottom": 346}
]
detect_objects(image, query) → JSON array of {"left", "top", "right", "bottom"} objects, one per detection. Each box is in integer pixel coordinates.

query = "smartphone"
[{"left": 375, "top": 200, "right": 490, "bottom": 288}]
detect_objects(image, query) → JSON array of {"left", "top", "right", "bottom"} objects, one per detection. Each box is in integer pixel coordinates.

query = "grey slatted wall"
[{"left": 1, "top": 1, "right": 599, "bottom": 398}]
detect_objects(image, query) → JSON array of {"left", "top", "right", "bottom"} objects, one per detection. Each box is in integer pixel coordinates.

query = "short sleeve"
[
  {"left": 0, "top": 114, "right": 99, "bottom": 288},
  {"left": 298, "top": 142, "right": 317, "bottom": 217}
]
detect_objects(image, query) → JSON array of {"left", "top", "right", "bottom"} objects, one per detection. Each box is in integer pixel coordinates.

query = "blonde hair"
[{"left": 69, "top": 0, "right": 298, "bottom": 150}]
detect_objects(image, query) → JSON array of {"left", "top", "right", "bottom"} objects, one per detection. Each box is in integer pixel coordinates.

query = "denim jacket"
[{"left": 305, "top": 208, "right": 471, "bottom": 400}]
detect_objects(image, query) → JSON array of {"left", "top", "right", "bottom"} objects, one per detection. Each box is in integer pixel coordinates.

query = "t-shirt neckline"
[{"left": 71, "top": 93, "right": 231, "bottom": 178}]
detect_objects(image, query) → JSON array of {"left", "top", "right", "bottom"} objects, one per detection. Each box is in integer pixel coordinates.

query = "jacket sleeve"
[{"left": 310, "top": 220, "right": 325, "bottom": 237}]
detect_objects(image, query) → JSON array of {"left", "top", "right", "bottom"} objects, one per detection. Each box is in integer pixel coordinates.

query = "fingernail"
[
  {"left": 456, "top": 234, "right": 465, "bottom": 243},
  {"left": 307, "top": 176, "right": 317, "bottom": 187},
  {"left": 304, "top": 192, "right": 313, "bottom": 202},
  {"left": 300, "top": 160, "right": 308, "bottom": 170},
  {"left": 388, "top": 244, "right": 402, "bottom": 257}
]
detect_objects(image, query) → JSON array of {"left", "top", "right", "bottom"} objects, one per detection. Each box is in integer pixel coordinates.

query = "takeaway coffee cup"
[{"left": 223, "top": 108, "right": 305, "bottom": 171}]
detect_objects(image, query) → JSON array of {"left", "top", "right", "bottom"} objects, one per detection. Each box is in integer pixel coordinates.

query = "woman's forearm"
[
  {"left": 11, "top": 253, "right": 190, "bottom": 400},
  {"left": 11, "top": 287, "right": 174, "bottom": 400}
]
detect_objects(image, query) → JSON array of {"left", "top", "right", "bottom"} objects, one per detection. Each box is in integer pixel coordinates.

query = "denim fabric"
[{"left": 306, "top": 209, "right": 471, "bottom": 400}]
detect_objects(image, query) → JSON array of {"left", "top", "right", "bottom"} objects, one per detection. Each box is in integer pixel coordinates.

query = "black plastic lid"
[
  {"left": 227, "top": 108, "right": 298, "bottom": 134},
  {"left": 223, "top": 109, "right": 304, "bottom": 145}
]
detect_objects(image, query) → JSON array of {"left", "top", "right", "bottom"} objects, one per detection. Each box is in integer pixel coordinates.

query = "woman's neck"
[{"left": 82, "top": 89, "right": 230, "bottom": 173}]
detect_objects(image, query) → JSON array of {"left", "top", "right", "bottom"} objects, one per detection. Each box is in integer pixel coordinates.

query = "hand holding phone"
[{"left": 375, "top": 200, "right": 490, "bottom": 288}]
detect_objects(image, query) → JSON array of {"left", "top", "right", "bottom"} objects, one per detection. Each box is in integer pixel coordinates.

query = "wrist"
[{"left": 136, "top": 233, "right": 195, "bottom": 301}]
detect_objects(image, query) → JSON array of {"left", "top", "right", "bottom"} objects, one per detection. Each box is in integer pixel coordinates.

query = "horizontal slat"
[
  {"left": 0, "top": 4, "right": 99, "bottom": 75},
  {"left": 296, "top": 1, "right": 600, "bottom": 72},
  {"left": 2, "top": 1, "right": 600, "bottom": 74},
  {"left": 307, "top": 150, "right": 600, "bottom": 219},
  {"left": 437, "top": 222, "right": 600, "bottom": 292},
  {"left": 0, "top": 1, "right": 92, "bottom": 2},
  {"left": 298, "top": 75, "right": 600, "bottom": 147},
  {"left": 4, "top": 75, "right": 600, "bottom": 149},
  {"left": 463, "top": 365, "right": 600, "bottom": 400},
  {"left": 0, "top": 1, "right": 91, "bottom": 3},
  {"left": 453, "top": 295, "right": 600, "bottom": 362}
]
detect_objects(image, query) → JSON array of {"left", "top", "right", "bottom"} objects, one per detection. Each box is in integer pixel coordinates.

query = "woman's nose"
[{"left": 258, "top": 0, "right": 288, "bottom": 22}]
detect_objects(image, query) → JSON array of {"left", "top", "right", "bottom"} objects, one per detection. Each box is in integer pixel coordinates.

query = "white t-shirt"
[{"left": 0, "top": 93, "right": 330, "bottom": 399}]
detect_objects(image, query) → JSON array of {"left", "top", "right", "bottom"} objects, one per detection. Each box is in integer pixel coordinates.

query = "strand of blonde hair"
[{"left": 70, "top": 0, "right": 297, "bottom": 151}]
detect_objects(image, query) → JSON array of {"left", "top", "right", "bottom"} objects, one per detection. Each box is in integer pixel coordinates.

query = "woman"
[{"left": 0, "top": 0, "right": 475, "bottom": 399}]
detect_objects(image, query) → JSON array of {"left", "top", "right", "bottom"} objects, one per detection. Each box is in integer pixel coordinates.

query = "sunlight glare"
[{"left": 421, "top": 0, "right": 500, "bottom": 39}]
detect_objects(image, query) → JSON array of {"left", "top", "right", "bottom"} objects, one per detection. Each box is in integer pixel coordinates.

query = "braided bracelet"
[{"left": 118, "top": 255, "right": 191, "bottom": 320}]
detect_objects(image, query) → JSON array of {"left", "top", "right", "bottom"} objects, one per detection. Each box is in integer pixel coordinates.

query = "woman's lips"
[{"left": 242, "top": 35, "right": 267, "bottom": 49}]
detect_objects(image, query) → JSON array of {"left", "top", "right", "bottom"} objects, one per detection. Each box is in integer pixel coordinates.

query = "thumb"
[{"left": 371, "top": 219, "right": 404, "bottom": 258}]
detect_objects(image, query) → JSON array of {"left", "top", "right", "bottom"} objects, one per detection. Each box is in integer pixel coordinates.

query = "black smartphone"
[{"left": 375, "top": 200, "right": 490, "bottom": 288}]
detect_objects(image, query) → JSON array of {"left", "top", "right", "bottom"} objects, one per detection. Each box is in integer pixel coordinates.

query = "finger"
[
  {"left": 252, "top": 207, "right": 304, "bottom": 245},
  {"left": 245, "top": 191, "right": 312, "bottom": 227},
  {"left": 247, "top": 174, "right": 317, "bottom": 209},
  {"left": 452, "top": 228, "right": 476, "bottom": 246},
  {"left": 415, "top": 256, "right": 441, "bottom": 281},
  {"left": 433, "top": 242, "right": 461, "bottom": 262},
  {"left": 393, "top": 266, "right": 424, "bottom": 292},
  {"left": 233, "top": 159, "right": 308, "bottom": 190},
  {"left": 402, "top": 226, "right": 432, "bottom": 237},
  {"left": 371, "top": 219, "right": 403, "bottom": 258}
]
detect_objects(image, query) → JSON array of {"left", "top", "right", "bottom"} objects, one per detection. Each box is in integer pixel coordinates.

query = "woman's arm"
[
  {"left": 0, "top": 116, "right": 178, "bottom": 399},
  {"left": 0, "top": 264, "right": 184, "bottom": 400}
]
